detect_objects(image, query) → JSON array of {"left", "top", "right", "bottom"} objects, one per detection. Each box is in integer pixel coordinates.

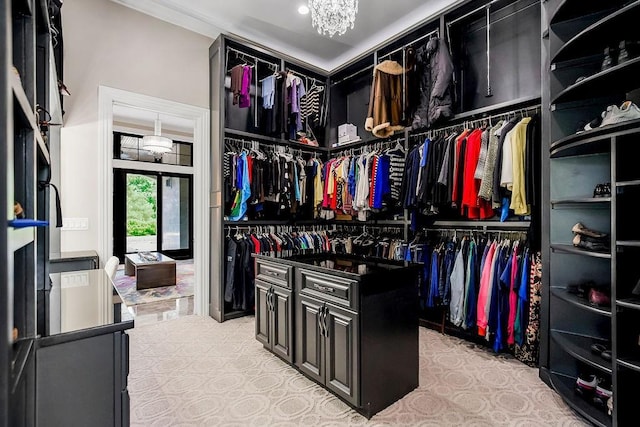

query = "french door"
[{"left": 113, "top": 169, "right": 193, "bottom": 261}]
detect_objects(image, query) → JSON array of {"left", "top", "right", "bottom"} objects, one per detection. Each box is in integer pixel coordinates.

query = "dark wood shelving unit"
[
  {"left": 224, "top": 128, "right": 329, "bottom": 153},
  {"left": 617, "top": 357, "right": 640, "bottom": 373},
  {"left": 551, "top": 288, "right": 611, "bottom": 317},
  {"left": 543, "top": 1, "right": 640, "bottom": 424}
]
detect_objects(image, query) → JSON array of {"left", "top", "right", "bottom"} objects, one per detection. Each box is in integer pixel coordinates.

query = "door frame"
[
  {"left": 113, "top": 169, "right": 194, "bottom": 261},
  {"left": 98, "top": 86, "right": 210, "bottom": 316}
]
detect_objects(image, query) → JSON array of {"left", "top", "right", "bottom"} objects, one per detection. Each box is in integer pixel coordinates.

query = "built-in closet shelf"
[
  {"left": 551, "top": 197, "right": 611, "bottom": 206},
  {"left": 616, "top": 241, "right": 640, "bottom": 247},
  {"left": 617, "top": 357, "right": 640, "bottom": 373},
  {"left": 331, "top": 136, "right": 400, "bottom": 152},
  {"left": 11, "top": 73, "right": 51, "bottom": 164},
  {"left": 549, "top": 373, "right": 612, "bottom": 427},
  {"left": 9, "top": 227, "right": 35, "bottom": 252},
  {"left": 10, "top": 338, "right": 34, "bottom": 393},
  {"left": 551, "top": 288, "right": 611, "bottom": 317},
  {"left": 550, "top": 244, "right": 611, "bottom": 259},
  {"left": 551, "top": 56, "right": 640, "bottom": 106},
  {"left": 616, "top": 179, "right": 640, "bottom": 188},
  {"left": 549, "top": 118, "right": 640, "bottom": 158},
  {"left": 11, "top": 72, "right": 36, "bottom": 130},
  {"left": 616, "top": 298, "right": 640, "bottom": 311},
  {"left": 551, "top": 330, "right": 613, "bottom": 374},
  {"left": 549, "top": 0, "right": 614, "bottom": 26},
  {"left": 224, "top": 128, "right": 329, "bottom": 153},
  {"left": 551, "top": 0, "right": 640, "bottom": 63}
]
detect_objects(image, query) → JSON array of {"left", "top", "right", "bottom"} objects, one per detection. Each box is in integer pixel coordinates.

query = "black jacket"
[{"left": 412, "top": 37, "right": 455, "bottom": 130}]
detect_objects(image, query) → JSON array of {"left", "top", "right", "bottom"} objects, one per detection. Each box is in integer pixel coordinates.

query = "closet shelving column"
[
  {"left": 2, "top": 0, "right": 55, "bottom": 425},
  {"left": 543, "top": 0, "right": 640, "bottom": 425},
  {"left": 210, "top": 35, "right": 331, "bottom": 322}
]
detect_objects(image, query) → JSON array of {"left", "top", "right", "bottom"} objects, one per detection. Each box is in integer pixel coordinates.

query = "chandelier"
[
  {"left": 308, "top": 0, "right": 358, "bottom": 37},
  {"left": 142, "top": 115, "right": 173, "bottom": 154}
]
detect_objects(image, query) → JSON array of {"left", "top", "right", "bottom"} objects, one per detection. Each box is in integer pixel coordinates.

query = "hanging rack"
[
  {"left": 377, "top": 28, "right": 440, "bottom": 62},
  {"left": 224, "top": 136, "right": 322, "bottom": 157},
  {"left": 446, "top": 0, "right": 500, "bottom": 27},
  {"left": 409, "top": 103, "right": 541, "bottom": 140},
  {"left": 225, "top": 46, "right": 279, "bottom": 70}
]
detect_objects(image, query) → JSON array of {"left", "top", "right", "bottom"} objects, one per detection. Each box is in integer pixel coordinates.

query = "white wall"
[{"left": 60, "top": 0, "right": 213, "bottom": 253}]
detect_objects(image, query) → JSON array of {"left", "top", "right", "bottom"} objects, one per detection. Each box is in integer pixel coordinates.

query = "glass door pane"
[
  {"left": 126, "top": 174, "right": 158, "bottom": 253},
  {"left": 161, "top": 176, "right": 191, "bottom": 251}
]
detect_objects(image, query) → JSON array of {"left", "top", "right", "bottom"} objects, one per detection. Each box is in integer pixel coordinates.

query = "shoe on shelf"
[
  {"left": 618, "top": 40, "right": 640, "bottom": 64},
  {"left": 573, "top": 234, "right": 610, "bottom": 252},
  {"left": 602, "top": 46, "right": 617, "bottom": 71},
  {"left": 592, "top": 182, "right": 611, "bottom": 198},
  {"left": 572, "top": 222, "right": 608, "bottom": 239},
  {"left": 593, "top": 379, "right": 613, "bottom": 408},
  {"left": 600, "top": 101, "right": 640, "bottom": 127},
  {"left": 575, "top": 373, "right": 598, "bottom": 397},
  {"left": 599, "top": 104, "right": 622, "bottom": 127},
  {"left": 589, "top": 287, "right": 611, "bottom": 307},
  {"left": 576, "top": 116, "right": 603, "bottom": 134}
]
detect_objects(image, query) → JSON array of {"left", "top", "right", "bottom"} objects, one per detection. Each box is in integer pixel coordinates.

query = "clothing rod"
[
  {"left": 424, "top": 227, "right": 528, "bottom": 234},
  {"left": 226, "top": 46, "right": 279, "bottom": 68},
  {"left": 224, "top": 137, "right": 323, "bottom": 155},
  {"left": 331, "top": 64, "right": 375, "bottom": 86},
  {"left": 379, "top": 28, "right": 440, "bottom": 61},
  {"left": 410, "top": 104, "right": 541, "bottom": 139},
  {"left": 446, "top": 0, "right": 499, "bottom": 27},
  {"left": 426, "top": 220, "right": 531, "bottom": 229},
  {"left": 465, "top": 1, "right": 539, "bottom": 33}
]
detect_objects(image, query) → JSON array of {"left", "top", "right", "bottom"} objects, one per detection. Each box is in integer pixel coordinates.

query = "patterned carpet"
[
  {"left": 113, "top": 260, "right": 194, "bottom": 306},
  {"left": 127, "top": 315, "right": 588, "bottom": 426}
]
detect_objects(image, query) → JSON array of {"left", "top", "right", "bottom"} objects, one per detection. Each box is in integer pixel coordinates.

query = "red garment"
[
  {"left": 250, "top": 235, "right": 261, "bottom": 254},
  {"left": 369, "top": 156, "right": 379, "bottom": 208},
  {"left": 462, "top": 129, "right": 493, "bottom": 219},
  {"left": 451, "top": 130, "right": 469, "bottom": 208},
  {"left": 246, "top": 156, "right": 253, "bottom": 182},
  {"left": 322, "top": 160, "right": 334, "bottom": 208}
]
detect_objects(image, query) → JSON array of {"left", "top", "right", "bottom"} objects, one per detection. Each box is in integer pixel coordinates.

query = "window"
[{"left": 113, "top": 132, "right": 193, "bottom": 167}]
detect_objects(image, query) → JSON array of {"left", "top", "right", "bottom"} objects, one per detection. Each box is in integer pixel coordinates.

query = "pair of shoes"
[
  {"left": 573, "top": 234, "right": 610, "bottom": 252},
  {"left": 600, "top": 101, "right": 640, "bottom": 127},
  {"left": 590, "top": 343, "right": 612, "bottom": 361},
  {"left": 575, "top": 374, "right": 613, "bottom": 409},
  {"left": 572, "top": 222, "right": 610, "bottom": 252},
  {"left": 601, "top": 40, "right": 640, "bottom": 71},
  {"left": 593, "top": 183, "right": 611, "bottom": 198}
]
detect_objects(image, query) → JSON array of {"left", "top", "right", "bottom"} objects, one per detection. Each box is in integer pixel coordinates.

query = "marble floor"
[{"left": 122, "top": 295, "right": 195, "bottom": 326}]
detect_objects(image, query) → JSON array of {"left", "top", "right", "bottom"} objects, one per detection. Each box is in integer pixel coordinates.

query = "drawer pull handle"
[
  {"left": 313, "top": 284, "right": 335, "bottom": 293},
  {"left": 265, "top": 270, "right": 279, "bottom": 276}
]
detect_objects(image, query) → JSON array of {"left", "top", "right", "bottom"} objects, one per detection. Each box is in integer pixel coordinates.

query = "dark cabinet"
[
  {"left": 297, "top": 293, "right": 359, "bottom": 406},
  {"left": 256, "top": 254, "right": 419, "bottom": 419},
  {"left": 255, "top": 259, "right": 294, "bottom": 364}
]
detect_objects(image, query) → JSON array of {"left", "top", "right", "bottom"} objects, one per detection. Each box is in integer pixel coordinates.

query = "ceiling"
[{"left": 111, "top": 0, "right": 463, "bottom": 72}]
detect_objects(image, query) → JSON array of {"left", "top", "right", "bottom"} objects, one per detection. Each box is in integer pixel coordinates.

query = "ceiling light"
[
  {"left": 298, "top": 5, "right": 309, "bottom": 14},
  {"left": 142, "top": 116, "right": 173, "bottom": 154},
  {"left": 308, "top": 0, "right": 358, "bottom": 37}
]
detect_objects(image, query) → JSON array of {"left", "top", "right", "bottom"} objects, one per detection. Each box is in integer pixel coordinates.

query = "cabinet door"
[
  {"left": 271, "top": 286, "right": 294, "bottom": 363},
  {"left": 296, "top": 294, "right": 324, "bottom": 384},
  {"left": 255, "top": 280, "right": 271, "bottom": 348},
  {"left": 325, "top": 304, "right": 359, "bottom": 406}
]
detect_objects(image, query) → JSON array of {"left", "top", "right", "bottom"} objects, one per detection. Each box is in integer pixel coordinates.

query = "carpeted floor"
[
  {"left": 127, "top": 315, "right": 588, "bottom": 426},
  {"left": 113, "top": 260, "right": 194, "bottom": 306}
]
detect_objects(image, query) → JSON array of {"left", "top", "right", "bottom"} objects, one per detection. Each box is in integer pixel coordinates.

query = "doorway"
[{"left": 113, "top": 170, "right": 193, "bottom": 262}]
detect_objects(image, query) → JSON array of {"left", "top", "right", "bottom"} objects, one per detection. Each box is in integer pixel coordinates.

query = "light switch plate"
[{"left": 62, "top": 217, "right": 89, "bottom": 230}]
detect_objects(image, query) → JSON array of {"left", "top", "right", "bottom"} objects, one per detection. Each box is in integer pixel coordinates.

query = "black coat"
[{"left": 412, "top": 37, "right": 455, "bottom": 130}]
